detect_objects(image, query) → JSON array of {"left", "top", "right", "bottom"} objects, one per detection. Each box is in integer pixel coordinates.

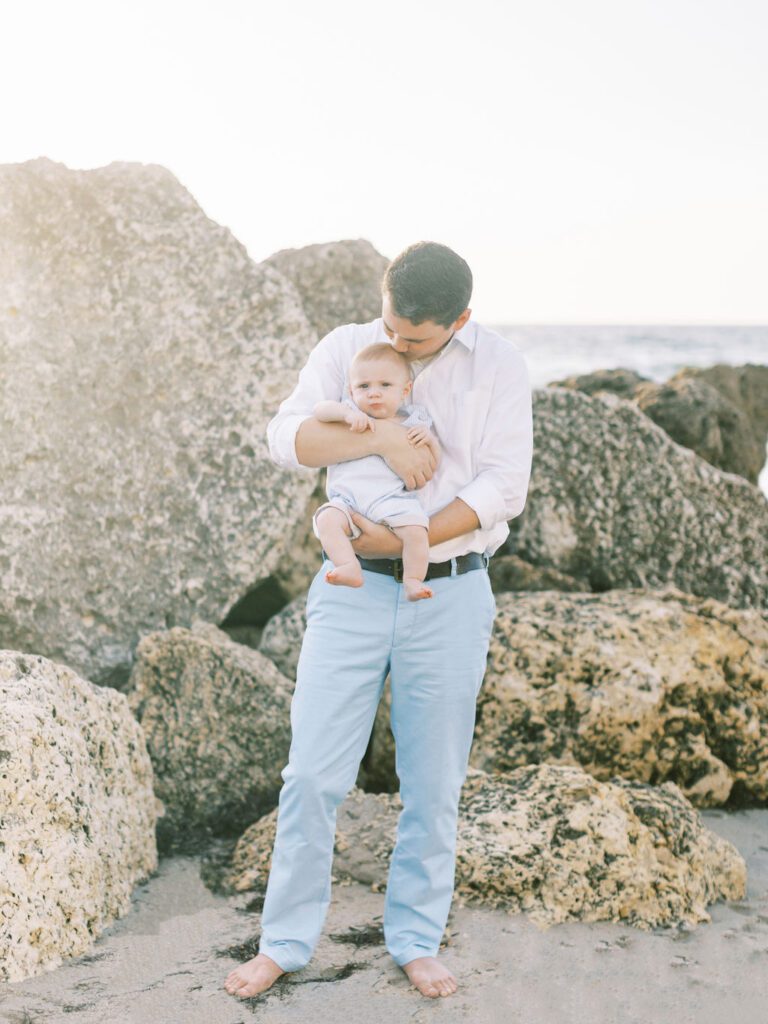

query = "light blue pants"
[{"left": 258, "top": 558, "right": 496, "bottom": 971}]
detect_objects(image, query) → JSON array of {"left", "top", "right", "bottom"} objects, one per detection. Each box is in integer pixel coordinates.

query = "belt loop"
[
  {"left": 450, "top": 556, "right": 458, "bottom": 577},
  {"left": 483, "top": 552, "right": 490, "bottom": 570}
]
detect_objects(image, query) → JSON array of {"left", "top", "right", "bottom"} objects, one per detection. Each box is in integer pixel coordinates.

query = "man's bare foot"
[
  {"left": 223, "top": 952, "right": 285, "bottom": 998},
  {"left": 401, "top": 955, "right": 458, "bottom": 998},
  {"left": 403, "top": 577, "right": 433, "bottom": 601},
  {"left": 325, "top": 560, "right": 364, "bottom": 587}
]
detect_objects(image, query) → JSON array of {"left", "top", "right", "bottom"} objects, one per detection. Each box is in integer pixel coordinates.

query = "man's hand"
[
  {"left": 344, "top": 407, "right": 375, "bottom": 433},
  {"left": 378, "top": 420, "right": 440, "bottom": 490},
  {"left": 350, "top": 513, "right": 403, "bottom": 559}
]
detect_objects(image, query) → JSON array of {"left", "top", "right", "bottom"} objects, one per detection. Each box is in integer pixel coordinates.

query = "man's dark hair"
[{"left": 382, "top": 241, "right": 472, "bottom": 327}]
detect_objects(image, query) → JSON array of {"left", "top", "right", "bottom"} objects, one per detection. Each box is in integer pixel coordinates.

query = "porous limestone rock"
[
  {"left": 488, "top": 554, "right": 584, "bottom": 594},
  {"left": 676, "top": 364, "right": 768, "bottom": 454},
  {"left": 471, "top": 588, "right": 768, "bottom": 806},
  {"left": 550, "top": 363, "right": 768, "bottom": 484},
  {"left": 258, "top": 593, "right": 308, "bottom": 680},
  {"left": 0, "top": 650, "right": 157, "bottom": 983},
  {"left": 504, "top": 388, "right": 768, "bottom": 607},
  {"left": 126, "top": 621, "right": 294, "bottom": 848},
  {"left": 633, "top": 376, "right": 762, "bottom": 484},
  {"left": 453, "top": 765, "right": 745, "bottom": 929},
  {"left": 0, "top": 158, "right": 319, "bottom": 688},
  {"left": 549, "top": 367, "right": 650, "bottom": 398},
  {"left": 264, "top": 239, "right": 388, "bottom": 339},
  {"left": 218, "top": 765, "right": 746, "bottom": 932}
]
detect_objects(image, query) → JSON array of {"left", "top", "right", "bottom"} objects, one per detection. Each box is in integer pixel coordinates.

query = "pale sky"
[{"left": 3, "top": 0, "right": 767, "bottom": 323}]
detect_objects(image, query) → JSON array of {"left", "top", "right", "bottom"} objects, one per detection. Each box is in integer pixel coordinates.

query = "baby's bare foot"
[
  {"left": 325, "top": 561, "right": 364, "bottom": 587},
  {"left": 224, "top": 952, "right": 285, "bottom": 998},
  {"left": 401, "top": 955, "right": 458, "bottom": 998},
  {"left": 404, "top": 577, "right": 433, "bottom": 601}
]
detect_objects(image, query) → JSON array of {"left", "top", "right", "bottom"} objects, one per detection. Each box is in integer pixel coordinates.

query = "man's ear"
[{"left": 453, "top": 307, "right": 471, "bottom": 331}]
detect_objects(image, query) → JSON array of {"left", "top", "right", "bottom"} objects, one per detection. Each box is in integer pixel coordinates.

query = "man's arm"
[
  {"left": 267, "top": 326, "right": 439, "bottom": 489},
  {"left": 295, "top": 417, "right": 439, "bottom": 490},
  {"left": 350, "top": 348, "right": 533, "bottom": 558},
  {"left": 350, "top": 498, "right": 479, "bottom": 558}
]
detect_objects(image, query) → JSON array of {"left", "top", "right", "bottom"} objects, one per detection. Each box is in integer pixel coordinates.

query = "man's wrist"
[{"left": 369, "top": 418, "right": 397, "bottom": 458}]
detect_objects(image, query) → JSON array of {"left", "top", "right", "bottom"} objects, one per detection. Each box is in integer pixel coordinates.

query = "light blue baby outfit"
[{"left": 312, "top": 400, "right": 432, "bottom": 539}]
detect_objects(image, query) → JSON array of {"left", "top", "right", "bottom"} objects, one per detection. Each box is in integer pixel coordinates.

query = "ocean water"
[{"left": 492, "top": 324, "right": 768, "bottom": 497}]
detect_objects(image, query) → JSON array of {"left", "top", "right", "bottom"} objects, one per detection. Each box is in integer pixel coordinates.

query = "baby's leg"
[
  {"left": 391, "top": 524, "right": 432, "bottom": 601},
  {"left": 315, "top": 507, "right": 363, "bottom": 587}
]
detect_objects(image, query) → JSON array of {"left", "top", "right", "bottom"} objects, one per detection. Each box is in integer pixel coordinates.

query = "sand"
[{"left": 1, "top": 807, "right": 766, "bottom": 1024}]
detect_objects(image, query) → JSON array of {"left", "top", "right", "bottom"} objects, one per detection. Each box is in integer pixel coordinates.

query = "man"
[{"left": 224, "top": 241, "right": 533, "bottom": 1000}]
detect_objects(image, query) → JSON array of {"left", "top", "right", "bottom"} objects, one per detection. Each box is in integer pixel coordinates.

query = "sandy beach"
[{"left": 2, "top": 806, "right": 765, "bottom": 1024}]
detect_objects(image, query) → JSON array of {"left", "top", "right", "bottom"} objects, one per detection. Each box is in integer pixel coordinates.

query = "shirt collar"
[
  {"left": 375, "top": 317, "right": 476, "bottom": 352},
  {"left": 453, "top": 320, "right": 476, "bottom": 351}
]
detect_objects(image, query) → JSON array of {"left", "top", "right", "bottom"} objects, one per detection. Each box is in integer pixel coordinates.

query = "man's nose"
[{"left": 392, "top": 337, "right": 409, "bottom": 353}]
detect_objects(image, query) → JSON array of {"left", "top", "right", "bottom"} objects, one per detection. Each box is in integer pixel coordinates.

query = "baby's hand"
[
  {"left": 345, "top": 408, "right": 375, "bottom": 433},
  {"left": 407, "top": 425, "right": 431, "bottom": 447}
]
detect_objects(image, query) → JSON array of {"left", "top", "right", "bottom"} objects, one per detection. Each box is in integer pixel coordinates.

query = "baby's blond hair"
[{"left": 350, "top": 343, "right": 411, "bottom": 377}]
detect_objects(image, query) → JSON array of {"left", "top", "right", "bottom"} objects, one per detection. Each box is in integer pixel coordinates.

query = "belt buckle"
[{"left": 393, "top": 558, "right": 404, "bottom": 583}]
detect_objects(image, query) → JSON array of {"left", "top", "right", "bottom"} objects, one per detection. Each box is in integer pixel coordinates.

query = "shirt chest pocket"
[
  {"left": 443, "top": 388, "right": 491, "bottom": 464},
  {"left": 450, "top": 388, "right": 491, "bottom": 431}
]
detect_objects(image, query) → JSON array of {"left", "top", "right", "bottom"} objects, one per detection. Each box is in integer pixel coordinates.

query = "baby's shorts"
[
  {"left": 312, "top": 498, "right": 362, "bottom": 540},
  {"left": 312, "top": 495, "right": 429, "bottom": 541}
]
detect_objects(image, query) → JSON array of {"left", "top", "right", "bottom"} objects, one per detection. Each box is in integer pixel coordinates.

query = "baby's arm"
[{"left": 314, "top": 400, "right": 374, "bottom": 433}]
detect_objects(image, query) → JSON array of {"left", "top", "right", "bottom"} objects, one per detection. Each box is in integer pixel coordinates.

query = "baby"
[{"left": 312, "top": 343, "right": 436, "bottom": 601}]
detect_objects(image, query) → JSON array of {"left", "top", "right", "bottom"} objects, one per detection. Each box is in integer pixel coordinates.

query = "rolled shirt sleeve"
[
  {"left": 266, "top": 327, "right": 346, "bottom": 471},
  {"left": 456, "top": 350, "right": 533, "bottom": 530}
]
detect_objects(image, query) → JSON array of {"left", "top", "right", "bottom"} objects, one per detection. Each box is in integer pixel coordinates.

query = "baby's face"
[{"left": 349, "top": 358, "right": 412, "bottom": 419}]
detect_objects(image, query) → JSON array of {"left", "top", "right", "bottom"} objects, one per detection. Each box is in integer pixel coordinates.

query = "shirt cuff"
[
  {"left": 267, "top": 413, "right": 315, "bottom": 471},
  {"left": 456, "top": 476, "right": 507, "bottom": 532}
]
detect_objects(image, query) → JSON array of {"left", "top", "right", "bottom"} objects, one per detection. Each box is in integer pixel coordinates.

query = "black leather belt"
[{"left": 355, "top": 551, "right": 489, "bottom": 582}]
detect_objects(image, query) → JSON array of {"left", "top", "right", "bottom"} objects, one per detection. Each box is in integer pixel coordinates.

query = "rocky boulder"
[
  {"left": 488, "top": 555, "right": 584, "bottom": 594},
  {"left": 258, "top": 594, "right": 308, "bottom": 680},
  {"left": 472, "top": 588, "right": 768, "bottom": 806},
  {"left": 126, "top": 622, "right": 294, "bottom": 848},
  {"left": 0, "top": 157, "right": 319, "bottom": 688},
  {"left": 633, "top": 376, "right": 762, "bottom": 483},
  {"left": 218, "top": 765, "right": 746, "bottom": 931},
  {"left": 549, "top": 367, "right": 649, "bottom": 398},
  {"left": 504, "top": 388, "right": 768, "bottom": 608},
  {"left": 0, "top": 650, "right": 157, "bottom": 982},
  {"left": 264, "top": 239, "right": 388, "bottom": 339},
  {"left": 550, "top": 363, "right": 768, "bottom": 483}
]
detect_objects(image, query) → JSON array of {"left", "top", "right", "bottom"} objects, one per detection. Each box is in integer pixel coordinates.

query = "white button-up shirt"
[{"left": 266, "top": 317, "right": 533, "bottom": 561}]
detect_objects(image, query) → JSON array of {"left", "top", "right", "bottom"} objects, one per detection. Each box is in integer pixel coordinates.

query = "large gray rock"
[
  {"left": 550, "top": 363, "right": 768, "bottom": 483},
  {"left": 548, "top": 367, "right": 649, "bottom": 398},
  {"left": 264, "top": 239, "right": 388, "bottom": 339},
  {"left": 219, "top": 765, "right": 746, "bottom": 932},
  {"left": 505, "top": 388, "right": 768, "bottom": 608},
  {"left": 634, "top": 376, "right": 762, "bottom": 483},
  {"left": 126, "top": 621, "right": 294, "bottom": 848},
  {"left": 0, "top": 650, "right": 157, "bottom": 982},
  {"left": 0, "top": 158, "right": 320, "bottom": 688},
  {"left": 258, "top": 594, "right": 308, "bottom": 680},
  {"left": 678, "top": 364, "right": 768, "bottom": 440},
  {"left": 472, "top": 588, "right": 768, "bottom": 806}
]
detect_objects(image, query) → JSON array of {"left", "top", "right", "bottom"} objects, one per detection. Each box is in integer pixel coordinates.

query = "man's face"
[
  {"left": 381, "top": 292, "right": 468, "bottom": 361},
  {"left": 349, "top": 357, "right": 412, "bottom": 419}
]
